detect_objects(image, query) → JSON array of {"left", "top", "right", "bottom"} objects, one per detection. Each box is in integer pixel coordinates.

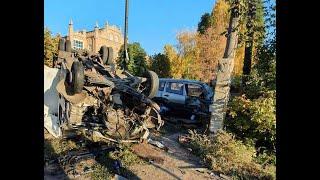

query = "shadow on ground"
[{"left": 44, "top": 139, "right": 69, "bottom": 180}]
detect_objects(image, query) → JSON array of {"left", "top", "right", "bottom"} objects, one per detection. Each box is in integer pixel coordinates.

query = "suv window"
[
  {"left": 186, "top": 84, "right": 203, "bottom": 97},
  {"left": 166, "top": 82, "right": 184, "bottom": 95},
  {"left": 159, "top": 81, "right": 165, "bottom": 91}
]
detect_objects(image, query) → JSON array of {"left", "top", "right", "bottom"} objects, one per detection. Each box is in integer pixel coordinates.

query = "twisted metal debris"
[{"left": 45, "top": 40, "right": 163, "bottom": 143}]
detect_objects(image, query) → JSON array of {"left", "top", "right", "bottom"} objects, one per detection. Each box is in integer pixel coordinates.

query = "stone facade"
[{"left": 65, "top": 20, "right": 124, "bottom": 59}]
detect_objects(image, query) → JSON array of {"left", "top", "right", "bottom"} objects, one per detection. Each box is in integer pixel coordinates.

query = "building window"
[
  {"left": 73, "top": 40, "right": 83, "bottom": 50},
  {"left": 109, "top": 34, "right": 113, "bottom": 41},
  {"left": 114, "top": 35, "right": 118, "bottom": 42}
]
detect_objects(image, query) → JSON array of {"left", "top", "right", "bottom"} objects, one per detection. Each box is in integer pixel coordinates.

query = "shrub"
[
  {"left": 90, "top": 164, "right": 113, "bottom": 180},
  {"left": 109, "top": 146, "right": 142, "bottom": 167},
  {"left": 186, "top": 130, "right": 275, "bottom": 179},
  {"left": 226, "top": 91, "right": 276, "bottom": 153}
]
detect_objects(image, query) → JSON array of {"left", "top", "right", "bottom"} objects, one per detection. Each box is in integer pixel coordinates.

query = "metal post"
[{"left": 123, "top": 0, "right": 129, "bottom": 70}]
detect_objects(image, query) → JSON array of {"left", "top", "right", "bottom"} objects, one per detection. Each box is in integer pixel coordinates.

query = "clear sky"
[{"left": 44, "top": 0, "right": 215, "bottom": 55}]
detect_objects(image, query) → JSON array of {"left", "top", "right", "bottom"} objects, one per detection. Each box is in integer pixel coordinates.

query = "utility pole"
[
  {"left": 209, "top": 0, "right": 240, "bottom": 134},
  {"left": 122, "top": 0, "right": 129, "bottom": 70}
]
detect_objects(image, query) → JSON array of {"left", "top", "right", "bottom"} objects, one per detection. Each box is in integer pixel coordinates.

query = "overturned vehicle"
[{"left": 44, "top": 39, "right": 163, "bottom": 143}]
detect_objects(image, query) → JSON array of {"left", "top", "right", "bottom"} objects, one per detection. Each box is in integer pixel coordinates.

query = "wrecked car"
[
  {"left": 153, "top": 78, "right": 214, "bottom": 124},
  {"left": 44, "top": 39, "right": 163, "bottom": 143}
]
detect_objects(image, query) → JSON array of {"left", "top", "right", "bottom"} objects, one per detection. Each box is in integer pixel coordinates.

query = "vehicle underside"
[{"left": 44, "top": 39, "right": 163, "bottom": 144}]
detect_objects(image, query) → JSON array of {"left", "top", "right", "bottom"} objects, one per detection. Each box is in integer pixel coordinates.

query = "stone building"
[{"left": 65, "top": 20, "right": 124, "bottom": 58}]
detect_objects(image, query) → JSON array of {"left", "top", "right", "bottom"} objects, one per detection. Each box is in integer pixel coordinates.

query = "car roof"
[{"left": 159, "top": 78, "right": 206, "bottom": 86}]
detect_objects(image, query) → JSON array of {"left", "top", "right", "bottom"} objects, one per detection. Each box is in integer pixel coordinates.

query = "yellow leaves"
[
  {"left": 163, "top": 31, "right": 200, "bottom": 79},
  {"left": 234, "top": 45, "right": 245, "bottom": 75},
  {"left": 159, "top": 0, "right": 246, "bottom": 80},
  {"left": 163, "top": 44, "right": 180, "bottom": 78},
  {"left": 44, "top": 27, "right": 59, "bottom": 67},
  {"left": 211, "top": 0, "right": 230, "bottom": 31}
]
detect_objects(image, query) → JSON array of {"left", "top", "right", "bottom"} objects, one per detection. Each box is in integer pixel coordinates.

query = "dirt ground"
[
  {"left": 44, "top": 124, "right": 223, "bottom": 180},
  {"left": 129, "top": 132, "right": 220, "bottom": 180}
]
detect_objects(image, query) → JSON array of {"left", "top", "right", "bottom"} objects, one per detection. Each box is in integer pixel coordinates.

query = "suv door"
[{"left": 163, "top": 81, "right": 186, "bottom": 105}]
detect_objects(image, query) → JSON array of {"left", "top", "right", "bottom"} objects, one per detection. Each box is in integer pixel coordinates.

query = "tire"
[
  {"left": 58, "top": 38, "right": 65, "bottom": 51},
  {"left": 65, "top": 40, "right": 72, "bottom": 52},
  {"left": 107, "top": 47, "right": 114, "bottom": 65},
  {"left": 99, "top": 46, "right": 109, "bottom": 64},
  {"left": 143, "top": 70, "right": 159, "bottom": 98},
  {"left": 70, "top": 61, "right": 84, "bottom": 94}
]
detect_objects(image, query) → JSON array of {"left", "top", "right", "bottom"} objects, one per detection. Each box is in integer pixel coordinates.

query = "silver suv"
[{"left": 153, "top": 78, "right": 214, "bottom": 122}]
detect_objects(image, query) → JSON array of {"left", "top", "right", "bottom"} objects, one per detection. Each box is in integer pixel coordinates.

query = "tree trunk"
[
  {"left": 242, "top": 0, "right": 256, "bottom": 82},
  {"left": 243, "top": 32, "right": 254, "bottom": 75},
  {"left": 209, "top": 2, "right": 240, "bottom": 134}
]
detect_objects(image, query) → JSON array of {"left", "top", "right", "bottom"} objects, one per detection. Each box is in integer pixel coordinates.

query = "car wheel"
[
  {"left": 99, "top": 46, "right": 109, "bottom": 65},
  {"left": 70, "top": 61, "right": 84, "bottom": 94},
  {"left": 107, "top": 47, "right": 114, "bottom": 65},
  {"left": 142, "top": 70, "right": 159, "bottom": 98},
  {"left": 65, "top": 40, "right": 72, "bottom": 52},
  {"left": 58, "top": 38, "right": 65, "bottom": 51}
]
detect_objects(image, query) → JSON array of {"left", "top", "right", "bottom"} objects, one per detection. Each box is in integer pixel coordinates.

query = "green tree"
[
  {"left": 197, "top": 13, "right": 213, "bottom": 34},
  {"left": 118, "top": 42, "right": 148, "bottom": 76},
  {"left": 150, "top": 53, "right": 171, "bottom": 78},
  {"left": 44, "top": 27, "right": 59, "bottom": 67},
  {"left": 226, "top": 0, "right": 276, "bottom": 153}
]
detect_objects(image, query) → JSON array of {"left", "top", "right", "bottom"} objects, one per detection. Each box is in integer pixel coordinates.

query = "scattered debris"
[
  {"left": 178, "top": 135, "right": 191, "bottom": 144},
  {"left": 113, "top": 174, "right": 128, "bottom": 180},
  {"left": 50, "top": 144, "right": 115, "bottom": 178},
  {"left": 220, "top": 174, "right": 232, "bottom": 180},
  {"left": 194, "top": 167, "right": 207, "bottom": 173},
  {"left": 147, "top": 138, "right": 165, "bottom": 149},
  {"left": 112, "top": 160, "right": 122, "bottom": 174},
  {"left": 131, "top": 143, "right": 165, "bottom": 164}
]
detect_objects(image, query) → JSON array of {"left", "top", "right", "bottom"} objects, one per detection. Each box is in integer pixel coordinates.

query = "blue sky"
[{"left": 44, "top": 0, "right": 215, "bottom": 55}]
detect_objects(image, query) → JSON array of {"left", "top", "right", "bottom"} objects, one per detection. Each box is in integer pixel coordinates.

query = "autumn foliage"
[
  {"left": 149, "top": 0, "right": 246, "bottom": 82},
  {"left": 44, "top": 27, "right": 59, "bottom": 67}
]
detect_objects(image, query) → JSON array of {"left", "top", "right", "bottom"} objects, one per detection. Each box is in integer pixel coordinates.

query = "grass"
[
  {"left": 44, "top": 130, "right": 145, "bottom": 179},
  {"left": 44, "top": 129, "right": 82, "bottom": 163},
  {"left": 90, "top": 164, "right": 113, "bottom": 180},
  {"left": 44, "top": 138, "right": 81, "bottom": 162},
  {"left": 109, "top": 146, "right": 143, "bottom": 167}
]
